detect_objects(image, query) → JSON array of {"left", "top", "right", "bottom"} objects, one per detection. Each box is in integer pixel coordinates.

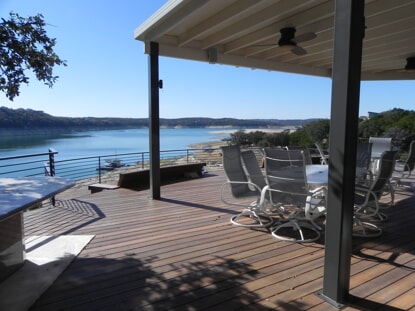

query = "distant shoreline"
[
  {"left": 189, "top": 127, "right": 297, "bottom": 149},
  {"left": 209, "top": 126, "right": 296, "bottom": 135},
  {"left": 0, "top": 126, "right": 297, "bottom": 137}
]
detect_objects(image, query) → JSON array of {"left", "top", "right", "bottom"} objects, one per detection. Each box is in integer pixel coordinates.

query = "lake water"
[{"left": 0, "top": 127, "right": 233, "bottom": 161}]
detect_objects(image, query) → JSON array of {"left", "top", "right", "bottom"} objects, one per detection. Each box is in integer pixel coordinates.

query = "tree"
[
  {"left": 0, "top": 12, "right": 66, "bottom": 100},
  {"left": 302, "top": 119, "right": 330, "bottom": 145},
  {"left": 230, "top": 130, "right": 251, "bottom": 146}
]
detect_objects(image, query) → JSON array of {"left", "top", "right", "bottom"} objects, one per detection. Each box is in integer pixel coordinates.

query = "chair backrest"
[
  {"left": 369, "top": 137, "right": 392, "bottom": 158},
  {"left": 285, "top": 146, "right": 313, "bottom": 165},
  {"left": 403, "top": 140, "right": 415, "bottom": 172},
  {"left": 241, "top": 149, "right": 267, "bottom": 189},
  {"left": 370, "top": 150, "right": 397, "bottom": 198},
  {"left": 221, "top": 145, "right": 253, "bottom": 198},
  {"left": 263, "top": 148, "right": 307, "bottom": 206},
  {"left": 356, "top": 142, "right": 372, "bottom": 171}
]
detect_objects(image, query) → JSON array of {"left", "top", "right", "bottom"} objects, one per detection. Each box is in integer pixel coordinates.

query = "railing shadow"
[
  {"left": 25, "top": 198, "right": 105, "bottom": 252},
  {"left": 160, "top": 197, "right": 238, "bottom": 215}
]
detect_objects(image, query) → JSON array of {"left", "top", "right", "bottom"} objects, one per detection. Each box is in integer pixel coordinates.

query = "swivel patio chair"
[
  {"left": 369, "top": 137, "right": 392, "bottom": 159},
  {"left": 353, "top": 150, "right": 397, "bottom": 237},
  {"left": 369, "top": 137, "right": 392, "bottom": 174},
  {"left": 314, "top": 142, "right": 329, "bottom": 165},
  {"left": 260, "top": 148, "right": 323, "bottom": 242},
  {"left": 392, "top": 140, "right": 415, "bottom": 188},
  {"left": 220, "top": 145, "right": 273, "bottom": 228},
  {"left": 355, "top": 142, "right": 373, "bottom": 184},
  {"left": 285, "top": 146, "right": 313, "bottom": 165},
  {"left": 240, "top": 149, "right": 267, "bottom": 190}
]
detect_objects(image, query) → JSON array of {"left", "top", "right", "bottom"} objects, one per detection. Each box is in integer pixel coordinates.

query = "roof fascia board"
[
  {"left": 361, "top": 71, "right": 415, "bottom": 80},
  {"left": 134, "top": 0, "right": 210, "bottom": 41}
]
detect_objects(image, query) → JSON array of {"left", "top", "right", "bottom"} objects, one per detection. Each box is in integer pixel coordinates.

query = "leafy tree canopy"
[
  {"left": 229, "top": 109, "right": 415, "bottom": 152},
  {"left": 0, "top": 12, "right": 67, "bottom": 100},
  {"left": 359, "top": 108, "right": 415, "bottom": 150}
]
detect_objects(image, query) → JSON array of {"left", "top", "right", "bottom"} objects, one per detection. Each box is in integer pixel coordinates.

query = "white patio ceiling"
[{"left": 134, "top": 0, "right": 415, "bottom": 81}]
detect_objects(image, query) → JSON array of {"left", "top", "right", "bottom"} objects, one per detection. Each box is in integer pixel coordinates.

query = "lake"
[{"left": 0, "top": 128, "right": 234, "bottom": 161}]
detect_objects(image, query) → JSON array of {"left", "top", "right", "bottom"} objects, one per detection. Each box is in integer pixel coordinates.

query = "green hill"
[{"left": 0, "top": 106, "right": 318, "bottom": 130}]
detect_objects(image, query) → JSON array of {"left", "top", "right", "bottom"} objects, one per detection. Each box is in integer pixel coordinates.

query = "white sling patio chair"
[
  {"left": 392, "top": 140, "right": 415, "bottom": 188},
  {"left": 369, "top": 137, "right": 392, "bottom": 159},
  {"left": 355, "top": 142, "right": 373, "bottom": 183},
  {"left": 285, "top": 146, "right": 313, "bottom": 165},
  {"left": 353, "top": 150, "right": 397, "bottom": 237},
  {"left": 260, "top": 148, "right": 322, "bottom": 242},
  {"left": 369, "top": 136, "right": 392, "bottom": 175},
  {"left": 240, "top": 149, "right": 267, "bottom": 190},
  {"left": 314, "top": 142, "right": 329, "bottom": 165},
  {"left": 220, "top": 145, "right": 273, "bottom": 228}
]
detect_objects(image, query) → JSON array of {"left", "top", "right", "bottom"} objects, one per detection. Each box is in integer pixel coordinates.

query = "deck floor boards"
[{"left": 21, "top": 170, "right": 415, "bottom": 310}]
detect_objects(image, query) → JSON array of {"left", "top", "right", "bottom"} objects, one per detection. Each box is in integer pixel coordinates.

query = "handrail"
[
  {"left": 0, "top": 149, "right": 58, "bottom": 177},
  {"left": 0, "top": 150, "right": 58, "bottom": 161},
  {"left": 0, "top": 147, "right": 228, "bottom": 184}
]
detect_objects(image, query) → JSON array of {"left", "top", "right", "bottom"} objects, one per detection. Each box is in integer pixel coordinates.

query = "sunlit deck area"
[{"left": 24, "top": 169, "right": 415, "bottom": 310}]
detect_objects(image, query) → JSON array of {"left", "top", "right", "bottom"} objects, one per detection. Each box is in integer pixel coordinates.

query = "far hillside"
[{"left": 0, "top": 106, "right": 320, "bottom": 131}]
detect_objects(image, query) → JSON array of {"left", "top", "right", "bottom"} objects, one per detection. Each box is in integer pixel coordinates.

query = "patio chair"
[
  {"left": 240, "top": 149, "right": 267, "bottom": 190},
  {"left": 220, "top": 145, "right": 273, "bottom": 228},
  {"left": 260, "top": 148, "right": 322, "bottom": 242},
  {"left": 314, "top": 142, "right": 329, "bottom": 165},
  {"left": 353, "top": 150, "right": 397, "bottom": 237},
  {"left": 355, "top": 142, "right": 373, "bottom": 183},
  {"left": 285, "top": 146, "right": 313, "bottom": 165},
  {"left": 392, "top": 140, "right": 415, "bottom": 188},
  {"left": 369, "top": 136, "right": 392, "bottom": 158},
  {"left": 369, "top": 137, "right": 392, "bottom": 175}
]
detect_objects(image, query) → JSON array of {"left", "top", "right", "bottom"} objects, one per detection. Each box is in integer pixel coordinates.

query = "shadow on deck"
[{"left": 22, "top": 170, "right": 415, "bottom": 310}]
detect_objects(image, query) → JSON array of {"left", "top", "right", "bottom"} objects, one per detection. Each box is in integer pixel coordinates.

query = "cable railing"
[
  {"left": 0, "top": 148, "right": 58, "bottom": 177},
  {"left": 0, "top": 147, "right": 225, "bottom": 185}
]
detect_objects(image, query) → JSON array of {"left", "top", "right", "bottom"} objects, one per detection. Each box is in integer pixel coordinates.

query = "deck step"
[{"left": 88, "top": 183, "right": 120, "bottom": 193}]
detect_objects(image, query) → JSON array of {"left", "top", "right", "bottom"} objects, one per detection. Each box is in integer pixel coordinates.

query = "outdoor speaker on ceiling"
[{"left": 208, "top": 47, "right": 217, "bottom": 64}]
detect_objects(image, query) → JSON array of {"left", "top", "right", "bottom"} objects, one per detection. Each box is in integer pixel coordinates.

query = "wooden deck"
[{"left": 24, "top": 169, "right": 415, "bottom": 310}]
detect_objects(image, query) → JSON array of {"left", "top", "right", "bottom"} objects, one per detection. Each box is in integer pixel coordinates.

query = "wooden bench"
[
  {"left": 88, "top": 183, "right": 120, "bottom": 194},
  {"left": 118, "top": 162, "right": 206, "bottom": 190}
]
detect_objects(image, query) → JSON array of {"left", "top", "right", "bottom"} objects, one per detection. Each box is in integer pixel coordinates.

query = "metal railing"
[
  {"left": 0, "top": 148, "right": 58, "bottom": 177},
  {"left": 0, "top": 147, "right": 225, "bottom": 185}
]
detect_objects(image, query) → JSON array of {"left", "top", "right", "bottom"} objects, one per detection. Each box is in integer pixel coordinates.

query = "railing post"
[
  {"left": 187, "top": 149, "right": 189, "bottom": 163},
  {"left": 48, "top": 148, "right": 56, "bottom": 177},
  {"left": 48, "top": 148, "right": 57, "bottom": 206},
  {"left": 98, "top": 157, "right": 102, "bottom": 183}
]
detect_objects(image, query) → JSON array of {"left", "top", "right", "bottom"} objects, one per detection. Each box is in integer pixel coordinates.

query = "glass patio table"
[{"left": 306, "top": 164, "right": 328, "bottom": 187}]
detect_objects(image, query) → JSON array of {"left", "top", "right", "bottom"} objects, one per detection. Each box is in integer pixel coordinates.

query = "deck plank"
[{"left": 21, "top": 170, "right": 415, "bottom": 310}]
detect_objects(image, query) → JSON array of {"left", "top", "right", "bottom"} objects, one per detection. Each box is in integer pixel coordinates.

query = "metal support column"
[
  {"left": 318, "top": 0, "right": 365, "bottom": 307},
  {"left": 149, "top": 41, "right": 161, "bottom": 199}
]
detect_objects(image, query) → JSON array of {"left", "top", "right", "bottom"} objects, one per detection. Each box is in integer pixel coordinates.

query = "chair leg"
[
  {"left": 230, "top": 208, "right": 274, "bottom": 228},
  {"left": 353, "top": 217, "right": 382, "bottom": 238},
  {"left": 271, "top": 218, "right": 320, "bottom": 243},
  {"left": 305, "top": 195, "right": 326, "bottom": 231}
]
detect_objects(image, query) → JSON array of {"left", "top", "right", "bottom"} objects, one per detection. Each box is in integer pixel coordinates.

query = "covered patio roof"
[
  {"left": 134, "top": 0, "right": 415, "bottom": 308},
  {"left": 134, "top": 0, "right": 415, "bottom": 80}
]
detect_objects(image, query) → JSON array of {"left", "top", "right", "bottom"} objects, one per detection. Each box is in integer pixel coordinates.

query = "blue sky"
[{"left": 1, "top": 1, "right": 413, "bottom": 120}]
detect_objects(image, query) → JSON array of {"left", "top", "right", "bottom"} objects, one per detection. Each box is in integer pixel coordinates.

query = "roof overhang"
[{"left": 135, "top": 0, "right": 415, "bottom": 81}]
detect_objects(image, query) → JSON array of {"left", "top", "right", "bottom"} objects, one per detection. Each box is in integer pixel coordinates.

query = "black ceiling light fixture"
[
  {"left": 278, "top": 27, "right": 316, "bottom": 55},
  {"left": 251, "top": 27, "right": 316, "bottom": 56},
  {"left": 405, "top": 56, "right": 415, "bottom": 71},
  {"left": 278, "top": 27, "right": 297, "bottom": 49}
]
